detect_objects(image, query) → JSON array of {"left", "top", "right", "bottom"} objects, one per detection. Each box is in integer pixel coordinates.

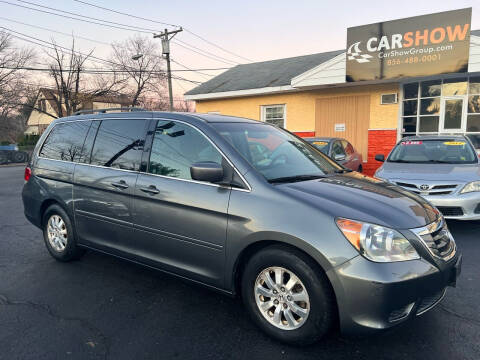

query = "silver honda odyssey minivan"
[{"left": 22, "top": 110, "right": 461, "bottom": 345}]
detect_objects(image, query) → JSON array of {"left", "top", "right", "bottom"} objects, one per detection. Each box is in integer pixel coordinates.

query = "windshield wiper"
[
  {"left": 334, "top": 168, "right": 353, "bottom": 173},
  {"left": 268, "top": 174, "right": 326, "bottom": 184}
]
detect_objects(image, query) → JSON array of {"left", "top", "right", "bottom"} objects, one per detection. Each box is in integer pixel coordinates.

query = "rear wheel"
[
  {"left": 0, "top": 152, "right": 8, "bottom": 164},
  {"left": 13, "top": 151, "right": 27, "bottom": 163},
  {"left": 241, "top": 245, "right": 335, "bottom": 345},
  {"left": 42, "top": 204, "right": 85, "bottom": 262}
]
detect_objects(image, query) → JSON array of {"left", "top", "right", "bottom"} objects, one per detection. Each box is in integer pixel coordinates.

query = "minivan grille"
[
  {"left": 415, "top": 219, "right": 456, "bottom": 260},
  {"left": 395, "top": 182, "right": 458, "bottom": 196}
]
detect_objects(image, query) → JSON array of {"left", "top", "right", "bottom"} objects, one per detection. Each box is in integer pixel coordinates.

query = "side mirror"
[
  {"left": 334, "top": 154, "right": 346, "bottom": 161},
  {"left": 190, "top": 162, "right": 224, "bottom": 183},
  {"left": 375, "top": 154, "right": 385, "bottom": 162}
]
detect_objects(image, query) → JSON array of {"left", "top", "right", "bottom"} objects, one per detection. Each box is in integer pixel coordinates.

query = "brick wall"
[
  {"left": 293, "top": 131, "right": 315, "bottom": 137},
  {"left": 364, "top": 129, "right": 397, "bottom": 176}
]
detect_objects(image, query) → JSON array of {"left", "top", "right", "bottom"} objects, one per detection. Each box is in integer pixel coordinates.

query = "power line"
[
  {"left": 71, "top": 0, "right": 253, "bottom": 62},
  {"left": 0, "top": 27, "right": 203, "bottom": 84},
  {"left": 0, "top": 0, "right": 151, "bottom": 33},
  {"left": 15, "top": 0, "right": 156, "bottom": 33},
  {"left": 0, "top": 16, "right": 111, "bottom": 46},
  {"left": 71, "top": 0, "right": 178, "bottom": 29},
  {"left": 0, "top": 65, "right": 221, "bottom": 74},
  {"left": 2, "top": 0, "right": 244, "bottom": 65},
  {"left": 0, "top": 16, "right": 233, "bottom": 72}
]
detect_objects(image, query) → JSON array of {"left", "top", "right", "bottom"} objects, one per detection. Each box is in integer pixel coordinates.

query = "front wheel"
[{"left": 241, "top": 245, "right": 336, "bottom": 345}]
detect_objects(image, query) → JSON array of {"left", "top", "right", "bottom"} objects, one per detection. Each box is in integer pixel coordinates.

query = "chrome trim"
[
  {"left": 35, "top": 117, "right": 252, "bottom": 192},
  {"left": 416, "top": 288, "right": 447, "bottom": 316},
  {"left": 410, "top": 217, "right": 456, "bottom": 261}
]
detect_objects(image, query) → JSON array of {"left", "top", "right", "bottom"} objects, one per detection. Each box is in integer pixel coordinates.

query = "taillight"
[{"left": 24, "top": 167, "right": 32, "bottom": 182}]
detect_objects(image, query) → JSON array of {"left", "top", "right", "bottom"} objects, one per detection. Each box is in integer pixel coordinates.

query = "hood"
[
  {"left": 278, "top": 172, "right": 439, "bottom": 229},
  {"left": 377, "top": 162, "right": 480, "bottom": 183}
]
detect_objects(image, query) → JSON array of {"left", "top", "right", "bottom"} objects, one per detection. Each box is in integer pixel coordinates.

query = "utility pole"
[{"left": 154, "top": 27, "right": 183, "bottom": 111}]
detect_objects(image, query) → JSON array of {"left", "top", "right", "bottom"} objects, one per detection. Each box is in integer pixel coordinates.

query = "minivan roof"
[{"left": 54, "top": 111, "right": 262, "bottom": 125}]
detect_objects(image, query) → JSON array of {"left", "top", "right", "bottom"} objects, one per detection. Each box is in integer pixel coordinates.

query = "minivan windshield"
[
  {"left": 388, "top": 139, "right": 478, "bottom": 164},
  {"left": 211, "top": 122, "right": 343, "bottom": 182}
]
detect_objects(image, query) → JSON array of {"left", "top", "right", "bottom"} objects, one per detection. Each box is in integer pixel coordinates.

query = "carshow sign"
[{"left": 346, "top": 8, "right": 472, "bottom": 82}]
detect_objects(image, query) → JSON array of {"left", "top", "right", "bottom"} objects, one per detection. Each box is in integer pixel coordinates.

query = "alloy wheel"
[
  {"left": 47, "top": 214, "right": 68, "bottom": 252},
  {"left": 254, "top": 266, "right": 310, "bottom": 330}
]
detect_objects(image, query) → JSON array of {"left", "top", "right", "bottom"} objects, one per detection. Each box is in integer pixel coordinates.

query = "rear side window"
[
  {"left": 342, "top": 140, "right": 354, "bottom": 155},
  {"left": 148, "top": 120, "right": 222, "bottom": 180},
  {"left": 39, "top": 121, "right": 91, "bottom": 162},
  {"left": 90, "top": 119, "right": 147, "bottom": 171}
]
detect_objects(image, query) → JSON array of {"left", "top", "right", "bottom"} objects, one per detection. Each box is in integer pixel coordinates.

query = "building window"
[
  {"left": 261, "top": 105, "right": 285, "bottom": 128},
  {"left": 400, "top": 77, "right": 480, "bottom": 147}
]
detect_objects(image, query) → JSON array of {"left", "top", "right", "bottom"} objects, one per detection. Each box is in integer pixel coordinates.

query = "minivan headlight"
[
  {"left": 336, "top": 218, "right": 420, "bottom": 262},
  {"left": 460, "top": 181, "right": 480, "bottom": 194}
]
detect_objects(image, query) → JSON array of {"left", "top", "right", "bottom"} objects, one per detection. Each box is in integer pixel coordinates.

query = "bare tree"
[
  {"left": 42, "top": 39, "right": 125, "bottom": 118},
  {"left": 111, "top": 35, "right": 167, "bottom": 107},
  {"left": 0, "top": 32, "right": 35, "bottom": 142}
]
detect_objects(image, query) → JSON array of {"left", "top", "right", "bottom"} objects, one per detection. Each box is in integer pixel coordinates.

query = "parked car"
[
  {"left": 23, "top": 111, "right": 461, "bottom": 345},
  {"left": 375, "top": 135, "right": 480, "bottom": 220},
  {"left": 305, "top": 137, "right": 363, "bottom": 172},
  {"left": 0, "top": 144, "right": 28, "bottom": 164}
]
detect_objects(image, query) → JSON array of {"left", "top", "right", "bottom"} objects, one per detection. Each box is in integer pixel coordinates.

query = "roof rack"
[{"left": 74, "top": 107, "right": 146, "bottom": 115}]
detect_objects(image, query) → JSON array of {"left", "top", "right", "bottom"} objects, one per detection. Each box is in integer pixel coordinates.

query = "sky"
[{"left": 1, "top": 0, "right": 479, "bottom": 97}]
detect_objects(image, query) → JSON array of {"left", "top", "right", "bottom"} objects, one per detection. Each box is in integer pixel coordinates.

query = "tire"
[
  {"left": 13, "top": 151, "right": 27, "bottom": 163},
  {"left": 0, "top": 152, "right": 7, "bottom": 165},
  {"left": 42, "top": 204, "right": 85, "bottom": 262},
  {"left": 241, "top": 245, "right": 335, "bottom": 345},
  {"left": 357, "top": 164, "right": 363, "bottom": 173}
]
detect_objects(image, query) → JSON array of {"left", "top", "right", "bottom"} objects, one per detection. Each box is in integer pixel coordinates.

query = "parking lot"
[{"left": 0, "top": 165, "right": 479, "bottom": 360}]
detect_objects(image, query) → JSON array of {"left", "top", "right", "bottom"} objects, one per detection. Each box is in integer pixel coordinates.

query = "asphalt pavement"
[{"left": 0, "top": 165, "right": 479, "bottom": 360}]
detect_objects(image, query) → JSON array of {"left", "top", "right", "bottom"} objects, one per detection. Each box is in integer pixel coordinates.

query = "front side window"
[
  {"left": 211, "top": 122, "right": 341, "bottom": 182},
  {"left": 39, "top": 121, "right": 91, "bottom": 162},
  {"left": 388, "top": 139, "right": 477, "bottom": 164},
  {"left": 261, "top": 105, "right": 285, "bottom": 128},
  {"left": 90, "top": 119, "right": 146, "bottom": 171},
  {"left": 148, "top": 120, "right": 223, "bottom": 180},
  {"left": 331, "top": 141, "right": 346, "bottom": 158}
]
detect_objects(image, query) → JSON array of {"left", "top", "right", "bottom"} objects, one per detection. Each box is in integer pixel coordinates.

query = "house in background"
[{"left": 25, "top": 88, "right": 131, "bottom": 135}]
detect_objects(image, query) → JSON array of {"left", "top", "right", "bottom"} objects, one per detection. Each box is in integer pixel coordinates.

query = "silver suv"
[
  {"left": 22, "top": 111, "right": 461, "bottom": 345},
  {"left": 375, "top": 135, "right": 480, "bottom": 220}
]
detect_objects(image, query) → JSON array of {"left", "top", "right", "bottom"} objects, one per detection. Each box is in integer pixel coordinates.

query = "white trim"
[
  {"left": 380, "top": 93, "right": 398, "bottom": 104},
  {"left": 260, "top": 104, "right": 286, "bottom": 128},
  {"left": 184, "top": 85, "right": 297, "bottom": 101},
  {"left": 291, "top": 52, "right": 346, "bottom": 86}
]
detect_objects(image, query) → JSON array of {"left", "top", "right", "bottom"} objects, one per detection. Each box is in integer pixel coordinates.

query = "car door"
[
  {"left": 132, "top": 119, "right": 231, "bottom": 288},
  {"left": 73, "top": 118, "right": 149, "bottom": 253}
]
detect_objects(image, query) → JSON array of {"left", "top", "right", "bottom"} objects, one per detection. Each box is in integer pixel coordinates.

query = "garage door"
[{"left": 314, "top": 95, "right": 370, "bottom": 160}]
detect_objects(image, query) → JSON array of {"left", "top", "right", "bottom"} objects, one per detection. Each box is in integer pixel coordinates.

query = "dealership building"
[{"left": 185, "top": 9, "right": 480, "bottom": 175}]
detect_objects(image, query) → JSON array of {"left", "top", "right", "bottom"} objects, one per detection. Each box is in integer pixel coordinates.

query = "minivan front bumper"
[{"left": 326, "top": 222, "right": 461, "bottom": 335}]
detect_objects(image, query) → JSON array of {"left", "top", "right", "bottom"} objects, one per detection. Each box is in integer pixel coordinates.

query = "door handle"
[
  {"left": 139, "top": 185, "right": 160, "bottom": 195},
  {"left": 111, "top": 180, "right": 129, "bottom": 190}
]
